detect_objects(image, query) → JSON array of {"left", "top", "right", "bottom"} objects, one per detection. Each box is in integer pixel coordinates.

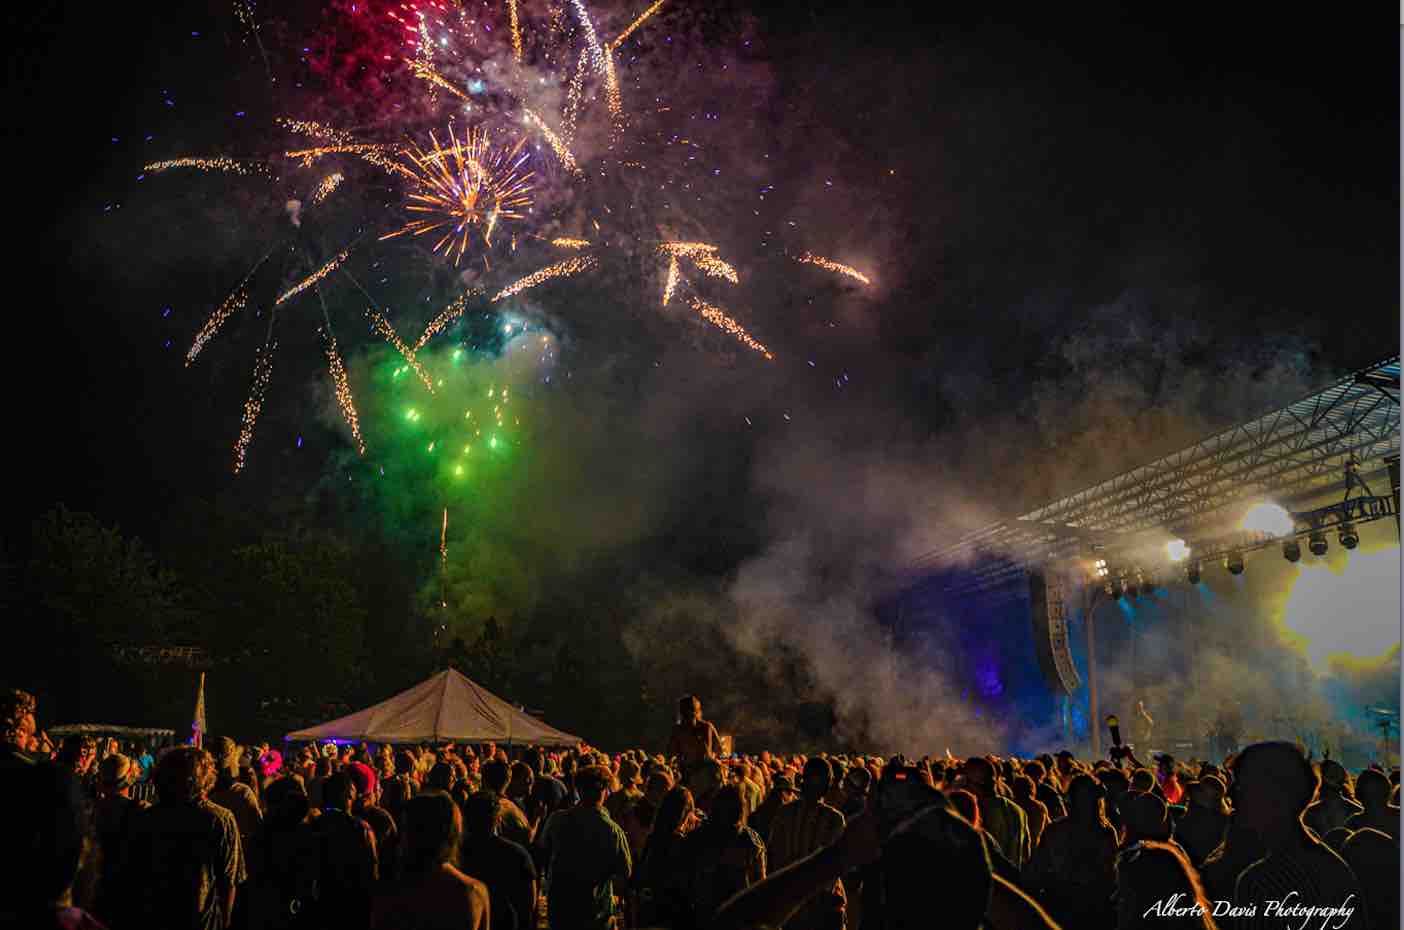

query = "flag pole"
[{"left": 192, "top": 671, "right": 207, "bottom": 748}]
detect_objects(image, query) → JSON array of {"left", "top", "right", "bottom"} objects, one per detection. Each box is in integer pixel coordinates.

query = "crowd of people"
[{"left": 3, "top": 689, "right": 1399, "bottom": 929}]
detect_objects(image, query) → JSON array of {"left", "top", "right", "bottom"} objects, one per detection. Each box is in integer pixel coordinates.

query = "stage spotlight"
[
  {"left": 1165, "top": 539, "right": 1191, "bottom": 562},
  {"left": 1225, "top": 551, "right": 1245, "bottom": 575},
  {"left": 1339, "top": 522, "right": 1359, "bottom": 550},
  {"left": 1308, "top": 530, "right": 1328, "bottom": 556},
  {"left": 1093, "top": 558, "right": 1109, "bottom": 579},
  {"left": 1242, "top": 501, "right": 1294, "bottom": 537},
  {"left": 1282, "top": 538, "right": 1301, "bottom": 563},
  {"left": 1186, "top": 560, "right": 1201, "bottom": 584}
]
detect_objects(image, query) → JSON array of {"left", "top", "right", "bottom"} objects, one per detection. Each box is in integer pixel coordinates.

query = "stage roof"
[{"left": 904, "top": 356, "right": 1400, "bottom": 595}]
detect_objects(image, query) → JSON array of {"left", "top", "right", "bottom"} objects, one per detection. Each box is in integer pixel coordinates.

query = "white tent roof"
[{"left": 285, "top": 669, "right": 582, "bottom": 747}]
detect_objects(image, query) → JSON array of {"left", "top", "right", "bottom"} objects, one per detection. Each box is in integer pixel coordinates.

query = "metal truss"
[{"left": 904, "top": 357, "right": 1400, "bottom": 595}]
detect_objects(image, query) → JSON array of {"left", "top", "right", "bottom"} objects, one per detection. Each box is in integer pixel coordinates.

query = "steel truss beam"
[{"left": 904, "top": 357, "right": 1400, "bottom": 595}]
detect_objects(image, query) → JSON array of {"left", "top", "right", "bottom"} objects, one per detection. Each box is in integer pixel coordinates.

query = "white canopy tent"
[{"left": 285, "top": 669, "right": 582, "bottom": 747}]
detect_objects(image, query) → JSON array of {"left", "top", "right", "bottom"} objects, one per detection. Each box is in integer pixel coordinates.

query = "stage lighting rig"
[
  {"left": 1225, "top": 551, "right": 1245, "bottom": 575},
  {"left": 1282, "top": 538, "right": 1301, "bottom": 562},
  {"left": 1339, "top": 522, "right": 1359, "bottom": 549},
  {"left": 1308, "top": 529, "right": 1328, "bottom": 557}
]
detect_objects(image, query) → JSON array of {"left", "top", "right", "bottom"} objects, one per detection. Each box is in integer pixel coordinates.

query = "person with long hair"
[
  {"left": 1114, "top": 840, "right": 1219, "bottom": 929},
  {"left": 371, "top": 791, "right": 489, "bottom": 930},
  {"left": 637, "top": 785, "right": 699, "bottom": 928}
]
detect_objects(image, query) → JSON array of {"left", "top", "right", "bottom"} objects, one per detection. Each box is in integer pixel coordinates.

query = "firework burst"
[{"left": 380, "top": 124, "right": 535, "bottom": 268}]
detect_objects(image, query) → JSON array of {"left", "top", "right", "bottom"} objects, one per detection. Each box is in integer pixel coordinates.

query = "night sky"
[{"left": 2, "top": 5, "right": 1398, "bottom": 744}]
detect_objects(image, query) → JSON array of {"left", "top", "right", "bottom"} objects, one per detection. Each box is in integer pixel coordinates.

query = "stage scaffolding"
[{"left": 904, "top": 356, "right": 1401, "bottom": 597}]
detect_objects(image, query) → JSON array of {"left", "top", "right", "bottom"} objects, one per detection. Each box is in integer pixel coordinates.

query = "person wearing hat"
[
  {"left": 1305, "top": 758, "right": 1363, "bottom": 838},
  {"left": 94, "top": 752, "right": 149, "bottom": 919}
]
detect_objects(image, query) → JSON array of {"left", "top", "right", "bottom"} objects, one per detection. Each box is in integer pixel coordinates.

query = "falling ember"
[
  {"left": 278, "top": 118, "right": 357, "bottom": 144},
  {"left": 379, "top": 124, "right": 534, "bottom": 267},
  {"left": 405, "top": 59, "right": 471, "bottom": 101},
  {"left": 693, "top": 253, "right": 738, "bottom": 283},
  {"left": 688, "top": 295, "right": 773, "bottom": 360},
  {"left": 414, "top": 289, "right": 481, "bottom": 351},
  {"left": 233, "top": 340, "right": 277, "bottom": 474},
  {"left": 285, "top": 143, "right": 399, "bottom": 171},
  {"left": 552, "top": 237, "right": 592, "bottom": 249},
  {"left": 188, "top": 247, "right": 276, "bottom": 365},
  {"left": 493, "top": 254, "right": 597, "bottom": 301},
  {"left": 657, "top": 241, "right": 721, "bottom": 256},
  {"left": 144, "top": 157, "right": 267, "bottom": 176},
  {"left": 276, "top": 250, "right": 349, "bottom": 306},
  {"left": 563, "top": 47, "right": 589, "bottom": 143},
  {"left": 322, "top": 331, "right": 365, "bottom": 456},
  {"left": 795, "top": 252, "right": 872, "bottom": 285},
  {"left": 439, "top": 507, "right": 449, "bottom": 608},
  {"left": 368, "top": 309, "right": 436, "bottom": 393},
  {"left": 508, "top": 0, "right": 523, "bottom": 61},
  {"left": 522, "top": 109, "right": 580, "bottom": 175},
  {"left": 658, "top": 241, "right": 738, "bottom": 283},
  {"left": 662, "top": 255, "right": 680, "bottom": 305},
  {"left": 187, "top": 289, "right": 246, "bottom": 366},
  {"left": 610, "top": 0, "right": 666, "bottom": 49},
  {"left": 311, "top": 172, "right": 345, "bottom": 205}
]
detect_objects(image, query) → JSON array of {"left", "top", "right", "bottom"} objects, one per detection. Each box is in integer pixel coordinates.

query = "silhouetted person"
[
  {"left": 637, "top": 785, "right": 699, "bottom": 928},
  {"left": 120, "top": 747, "right": 244, "bottom": 929},
  {"left": 1230, "top": 741, "right": 1365, "bottom": 929},
  {"left": 963, "top": 756, "right": 1030, "bottom": 868},
  {"left": 667, "top": 695, "right": 721, "bottom": 777},
  {"left": 1344, "top": 767, "right": 1399, "bottom": 840},
  {"left": 1010, "top": 774, "right": 1050, "bottom": 850},
  {"left": 1197, "top": 819, "right": 1266, "bottom": 903},
  {"left": 537, "top": 764, "right": 632, "bottom": 930},
  {"left": 1114, "top": 840, "right": 1219, "bottom": 929},
  {"left": 371, "top": 791, "right": 490, "bottom": 930},
  {"left": 685, "top": 782, "right": 767, "bottom": 925},
  {"left": 0, "top": 760, "right": 108, "bottom": 929},
  {"left": 1341, "top": 827, "right": 1398, "bottom": 930},
  {"left": 460, "top": 792, "right": 537, "bottom": 930},
  {"left": 1023, "top": 773, "right": 1117, "bottom": 928},
  {"left": 1174, "top": 777, "right": 1229, "bottom": 868},
  {"left": 1119, "top": 791, "right": 1173, "bottom": 850},
  {"left": 307, "top": 771, "right": 380, "bottom": 930},
  {"left": 0, "top": 687, "right": 37, "bottom": 770},
  {"left": 749, "top": 771, "right": 797, "bottom": 842},
  {"left": 474, "top": 758, "right": 534, "bottom": 849},
  {"left": 209, "top": 737, "right": 263, "bottom": 853},
  {"left": 1305, "top": 760, "right": 1362, "bottom": 838},
  {"left": 1023, "top": 759, "right": 1067, "bottom": 820},
  {"left": 766, "top": 757, "right": 846, "bottom": 930}
]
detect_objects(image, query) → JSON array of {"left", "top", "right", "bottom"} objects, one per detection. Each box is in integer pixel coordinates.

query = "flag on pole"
[{"left": 192, "top": 672, "right": 207, "bottom": 748}]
